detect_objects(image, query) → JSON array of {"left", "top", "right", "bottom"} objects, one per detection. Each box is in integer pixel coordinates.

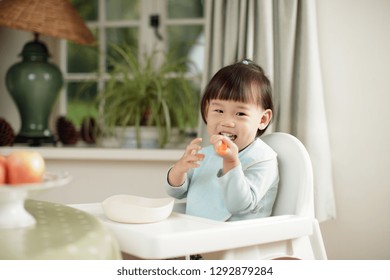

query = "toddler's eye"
[
  {"left": 214, "top": 109, "right": 223, "bottom": 113},
  {"left": 236, "top": 112, "right": 246, "bottom": 116}
]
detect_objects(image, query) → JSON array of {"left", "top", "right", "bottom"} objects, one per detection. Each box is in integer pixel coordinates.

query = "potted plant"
[{"left": 96, "top": 44, "right": 200, "bottom": 148}]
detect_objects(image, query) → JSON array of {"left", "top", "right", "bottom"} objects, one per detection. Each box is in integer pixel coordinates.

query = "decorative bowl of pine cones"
[
  {"left": 0, "top": 118, "right": 15, "bottom": 146},
  {"left": 56, "top": 116, "right": 98, "bottom": 146}
]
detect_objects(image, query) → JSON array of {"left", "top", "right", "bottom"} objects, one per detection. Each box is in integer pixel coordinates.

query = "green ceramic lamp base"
[{"left": 6, "top": 35, "right": 63, "bottom": 147}]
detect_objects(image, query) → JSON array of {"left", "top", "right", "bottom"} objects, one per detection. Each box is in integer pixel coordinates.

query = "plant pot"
[{"left": 116, "top": 126, "right": 159, "bottom": 149}]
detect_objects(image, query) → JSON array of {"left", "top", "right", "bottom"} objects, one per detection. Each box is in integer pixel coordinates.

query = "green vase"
[{"left": 6, "top": 40, "right": 63, "bottom": 146}]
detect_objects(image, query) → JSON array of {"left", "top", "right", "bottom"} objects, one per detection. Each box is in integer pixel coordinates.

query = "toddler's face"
[{"left": 206, "top": 99, "right": 270, "bottom": 150}]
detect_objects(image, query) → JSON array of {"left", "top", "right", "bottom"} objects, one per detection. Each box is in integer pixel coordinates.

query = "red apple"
[
  {"left": 0, "top": 155, "right": 6, "bottom": 184},
  {"left": 6, "top": 151, "right": 45, "bottom": 185}
]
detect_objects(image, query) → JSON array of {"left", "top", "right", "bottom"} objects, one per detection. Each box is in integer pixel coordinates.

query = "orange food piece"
[{"left": 217, "top": 141, "right": 228, "bottom": 156}]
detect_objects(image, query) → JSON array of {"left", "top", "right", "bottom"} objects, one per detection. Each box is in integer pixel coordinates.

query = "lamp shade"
[{"left": 0, "top": 0, "right": 94, "bottom": 45}]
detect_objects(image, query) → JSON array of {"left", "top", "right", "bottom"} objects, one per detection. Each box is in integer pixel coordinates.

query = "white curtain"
[{"left": 200, "top": 0, "right": 336, "bottom": 222}]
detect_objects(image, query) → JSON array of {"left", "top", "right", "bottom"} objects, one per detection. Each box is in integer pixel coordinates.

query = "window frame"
[{"left": 58, "top": 0, "right": 206, "bottom": 121}]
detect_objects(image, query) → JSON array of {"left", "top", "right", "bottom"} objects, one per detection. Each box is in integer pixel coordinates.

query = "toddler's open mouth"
[{"left": 219, "top": 132, "right": 237, "bottom": 142}]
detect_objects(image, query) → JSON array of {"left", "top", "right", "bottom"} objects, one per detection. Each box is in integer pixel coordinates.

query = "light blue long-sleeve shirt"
[{"left": 165, "top": 138, "right": 279, "bottom": 221}]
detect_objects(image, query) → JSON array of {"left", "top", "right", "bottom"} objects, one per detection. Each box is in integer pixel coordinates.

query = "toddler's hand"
[
  {"left": 168, "top": 138, "right": 204, "bottom": 186},
  {"left": 210, "top": 135, "right": 238, "bottom": 160},
  {"left": 177, "top": 137, "right": 204, "bottom": 172},
  {"left": 210, "top": 135, "right": 240, "bottom": 174}
]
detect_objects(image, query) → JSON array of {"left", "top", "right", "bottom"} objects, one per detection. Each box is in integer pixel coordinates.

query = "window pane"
[
  {"left": 168, "top": 79, "right": 200, "bottom": 129},
  {"left": 106, "top": 27, "right": 139, "bottom": 72},
  {"left": 71, "top": 0, "right": 98, "bottom": 21},
  {"left": 168, "top": 0, "right": 203, "bottom": 18},
  {"left": 167, "top": 26, "right": 204, "bottom": 72},
  {"left": 67, "top": 28, "right": 98, "bottom": 73},
  {"left": 67, "top": 82, "right": 98, "bottom": 126},
  {"left": 106, "top": 0, "right": 140, "bottom": 20}
]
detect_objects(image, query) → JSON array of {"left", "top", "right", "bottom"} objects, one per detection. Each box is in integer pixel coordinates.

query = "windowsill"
[{"left": 0, "top": 146, "right": 183, "bottom": 162}]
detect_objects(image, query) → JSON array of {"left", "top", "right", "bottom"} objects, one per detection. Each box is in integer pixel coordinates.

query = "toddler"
[{"left": 165, "top": 60, "right": 279, "bottom": 221}]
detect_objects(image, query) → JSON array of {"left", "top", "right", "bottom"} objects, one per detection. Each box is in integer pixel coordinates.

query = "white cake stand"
[{"left": 0, "top": 172, "right": 72, "bottom": 229}]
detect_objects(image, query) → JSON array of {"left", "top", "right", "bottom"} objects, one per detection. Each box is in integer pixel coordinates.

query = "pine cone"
[
  {"left": 56, "top": 116, "right": 79, "bottom": 145},
  {"left": 0, "top": 117, "right": 15, "bottom": 146},
  {"left": 80, "top": 116, "right": 98, "bottom": 144}
]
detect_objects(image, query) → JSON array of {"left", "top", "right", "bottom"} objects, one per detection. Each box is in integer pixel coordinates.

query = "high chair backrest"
[{"left": 261, "top": 132, "right": 314, "bottom": 217}]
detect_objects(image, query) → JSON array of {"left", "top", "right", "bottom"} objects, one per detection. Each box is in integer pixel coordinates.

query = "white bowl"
[{"left": 102, "top": 194, "right": 174, "bottom": 224}]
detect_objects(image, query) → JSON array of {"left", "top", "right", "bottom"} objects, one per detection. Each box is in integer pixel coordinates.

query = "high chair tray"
[{"left": 70, "top": 203, "right": 312, "bottom": 259}]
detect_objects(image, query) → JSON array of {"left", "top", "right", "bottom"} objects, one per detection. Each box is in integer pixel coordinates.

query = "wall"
[
  {"left": 0, "top": 147, "right": 182, "bottom": 204},
  {"left": 36, "top": 157, "right": 176, "bottom": 204},
  {"left": 1, "top": 0, "right": 390, "bottom": 260},
  {"left": 316, "top": 0, "right": 390, "bottom": 259}
]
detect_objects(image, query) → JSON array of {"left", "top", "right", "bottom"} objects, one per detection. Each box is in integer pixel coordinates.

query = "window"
[{"left": 61, "top": 0, "right": 205, "bottom": 129}]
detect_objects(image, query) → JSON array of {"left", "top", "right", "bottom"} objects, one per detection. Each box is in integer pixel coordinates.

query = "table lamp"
[{"left": 0, "top": 0, "right": 94, "bottom": 146}]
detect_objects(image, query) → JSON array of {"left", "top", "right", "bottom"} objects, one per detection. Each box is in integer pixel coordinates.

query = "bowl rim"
[
  {"left": 102, "top": 194, "right": 174, "bottom": 209},
  {"left": 102, "top": 194, "right": 175, "bottom": 223},
  {"left": 0, "top": 171, "right": 72, "bottom": 192}
]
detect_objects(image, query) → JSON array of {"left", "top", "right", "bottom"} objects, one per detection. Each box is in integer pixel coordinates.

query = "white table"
[{"left": 71, "top": 203, "right": 312, "bottom": 260}]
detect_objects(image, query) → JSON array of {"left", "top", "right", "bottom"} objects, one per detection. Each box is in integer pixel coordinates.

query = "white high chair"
[
  {"left": 70, "top": 132, "right": 327, "bottom": 260},
  {"left": 202, "top": 132, "right": 327, "bottom": 259}
]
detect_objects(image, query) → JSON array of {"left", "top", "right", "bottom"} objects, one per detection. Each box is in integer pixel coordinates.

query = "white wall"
[
  {"left": 36, "top": 157, "right": 175, "bottom": 204},
  {"left": 1, "top": 0, "right": 389, "bottom": 260},
  {"left": 316, "top": 0, "right": 390, "bottom": 259}
]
